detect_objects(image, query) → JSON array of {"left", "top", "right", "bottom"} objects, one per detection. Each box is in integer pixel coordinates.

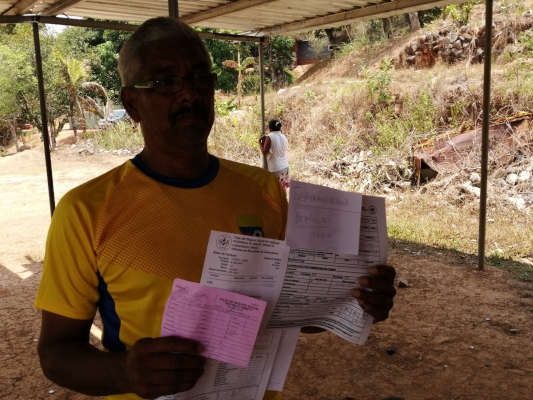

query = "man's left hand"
[{"left": 351, "top": 265, "right": 396, "bottom": 323}]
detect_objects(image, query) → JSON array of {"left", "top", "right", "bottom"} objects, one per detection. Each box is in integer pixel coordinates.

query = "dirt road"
[{"left": 1, "top": 139, "right": 533, "bottom": 399}]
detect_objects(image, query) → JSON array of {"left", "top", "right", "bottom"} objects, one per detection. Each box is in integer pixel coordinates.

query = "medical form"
[{"left": 267, "top": 194, "right": 388, "bottom": 345}]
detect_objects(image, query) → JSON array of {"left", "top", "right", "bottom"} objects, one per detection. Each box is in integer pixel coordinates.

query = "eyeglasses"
[{"left": 133, "top": 72, "right": 217, "bottom": 95}]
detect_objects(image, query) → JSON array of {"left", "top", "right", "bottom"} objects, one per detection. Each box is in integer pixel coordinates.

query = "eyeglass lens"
[{"left": 154, "top": 73, "right": 217, "bottom": 95}]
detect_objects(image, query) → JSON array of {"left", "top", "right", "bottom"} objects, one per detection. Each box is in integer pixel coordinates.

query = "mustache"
[{"left": 168, "top": 105, "right": 208, "bottom": 124}]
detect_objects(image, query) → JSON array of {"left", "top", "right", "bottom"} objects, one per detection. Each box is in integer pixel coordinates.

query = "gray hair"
[{"left": 118, "top": 17, "right": 211, "bottom": 87}]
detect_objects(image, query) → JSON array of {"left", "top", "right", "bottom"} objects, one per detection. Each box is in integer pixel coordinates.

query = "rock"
[
  {"left": 398, "top": 278, "right": 409, "bottom": 288},
  {"left": 507, "top": 369, "right": 525, "bottom": 375},
  {"left": 396, "top": 181, "right": 411, "bottom": 189},
  {"left": 385, "top": 348, "right": 396, "bottom": 355},
  {"left": 78, "top": 148, "right": 94, "bottom": 155},
  {"left": 508, "top": 197, "right": 526, "bottom": 209},
  {"left": 506, "top": 174, "right": 518, "bottom": 185},
  {"left": 469, "top": 172, "right": 481, "bottom": 186},
  {"left": 518, "top": 171, "right": 531, "bottom": 181},
  {"left": 460, "top": 182, "right": 480, "bottom": 197}
]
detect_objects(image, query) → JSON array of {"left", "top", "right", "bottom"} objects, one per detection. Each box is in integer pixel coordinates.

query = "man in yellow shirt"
[{"left": 35, "top": 16, "right": 396, "bottom": 400}]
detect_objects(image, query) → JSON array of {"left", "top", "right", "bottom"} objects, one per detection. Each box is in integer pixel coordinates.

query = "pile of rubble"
[
  {"left": 302, "top": 139, "right": 533, "bottom": 212},
  {"left": 394, "top": 11, "right": 533, "bottom": 69}
]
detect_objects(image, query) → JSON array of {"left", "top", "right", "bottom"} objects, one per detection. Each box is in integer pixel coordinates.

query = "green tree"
[
  {"left": 268, "top": 36, "right": 295, "bottom": 89},
  {"left": 56, "top": 26, "right": 131, "bottom": 104},
  {"left": 0, "top": 45, "right": 25, "bottom": 150},
  {"left": 0, "top": 24, "right": 70, "bottom": 150},
  {"left": 200, "top": 30, "right": 242, "bottom": 93},
  {"left": 222, "top": 50, "right": 256, "bottom": 109},
  {"left": 57, "top": 54, "right": 110, "bottom": 142}
]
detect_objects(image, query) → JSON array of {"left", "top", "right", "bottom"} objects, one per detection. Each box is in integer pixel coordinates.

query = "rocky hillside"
[{"left": 288, "top": 4, "right": 533, "bottom": 212}]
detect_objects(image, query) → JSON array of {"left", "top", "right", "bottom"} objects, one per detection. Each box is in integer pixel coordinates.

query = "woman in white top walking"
[{"left": 258, "top": 118, "right": 290, "bottom": 190}]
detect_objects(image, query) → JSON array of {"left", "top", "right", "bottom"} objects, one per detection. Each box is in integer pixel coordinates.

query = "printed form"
[
  {"left": 160, "top": 279, "right": 267, "bottom": 368},
  {"left": 158, "top": 329, "right": 283, "bottom": 400},
  {"left": 158, "top": 232, "right": 290, "bottom": 400},
  {"left": 267, "top": 184, "right": 388, "bottom": 345}
]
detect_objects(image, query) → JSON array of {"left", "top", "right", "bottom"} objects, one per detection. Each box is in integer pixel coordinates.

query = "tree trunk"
[
  {"left": 407, "top": 12, "right": 421, "bottom": 31},
  {"left": 268, "top": 41, "right": 274, "bottom": 85},
  {"left": 76, "top": 99, "right": 86, "bottom": 137},
  {"left": 237, "top": 49, "right": 242, "bottom": 109},
  {"left": 10, "top": 117, "right": 20, "bottom": 152},
  {"left": 48, "top": 120, "right": 56, "bottom": 151},
  {"left": 69, "top": 100, "right": 78, "bottom": 143},
  {"left": 382, "top": 17, "right": 393, "bottom": 38}
]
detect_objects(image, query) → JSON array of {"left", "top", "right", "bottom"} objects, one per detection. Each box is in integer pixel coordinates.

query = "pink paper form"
[{"left": 161, "top": 279, "right": 267, "bottom": 368}]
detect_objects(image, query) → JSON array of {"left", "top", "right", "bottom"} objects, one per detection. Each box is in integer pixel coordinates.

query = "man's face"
[{"left": 122, "top": 39, "right": 215, "bottom": 151}]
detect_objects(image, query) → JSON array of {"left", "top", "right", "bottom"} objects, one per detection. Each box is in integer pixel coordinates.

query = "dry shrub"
[{"left": 205, "top": 9, "right": 533, "bottom": 271}]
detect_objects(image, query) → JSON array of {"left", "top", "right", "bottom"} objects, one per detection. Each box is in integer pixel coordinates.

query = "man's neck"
[{"left": 138, "top": 146, "right": 211, "bottom": 180}]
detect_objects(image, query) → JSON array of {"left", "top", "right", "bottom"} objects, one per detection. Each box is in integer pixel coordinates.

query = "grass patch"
[
  {"left": 89, "top": 122, "right": 144, "bottom": 151},
  {"left": 487, "top": 256, "right": 533, "bottom": 282}
]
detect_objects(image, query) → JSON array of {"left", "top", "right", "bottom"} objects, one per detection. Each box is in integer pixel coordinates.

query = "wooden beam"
[
  {"left": 182, "top": 0, "right": 277, "bottom": 24},
  {"left": 40, "top": 0, "right": 86, "bottom": 17},
  {"left": 0, "top": 15, "right": 266, "bottom": 42},
  {"left": 3, "top": 0, "right": 41, "bottom": 15}
]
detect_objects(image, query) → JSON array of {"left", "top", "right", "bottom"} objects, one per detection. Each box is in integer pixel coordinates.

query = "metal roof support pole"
[
  {"left": 259, "top": 38, "right": 266, "bottom": 137},
  {"left": 32, "top": 21, "right": 56, "bottom": 217},
  {"left": 478, "top": 0, "right": 494, "bottom": 270},
  {"left": 168, "top": 0, "right": 179, "bottom": 18}
]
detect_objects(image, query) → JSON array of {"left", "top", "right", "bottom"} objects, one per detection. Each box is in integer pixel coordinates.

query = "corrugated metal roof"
[{"left": 1, "top": 0, "right": 469, "bottom": 37}]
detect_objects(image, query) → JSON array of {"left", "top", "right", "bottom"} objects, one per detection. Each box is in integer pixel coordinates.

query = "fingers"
[
  {"left": 358, "top": 266, "right": 396, "bottom": 296},
  {"left": 352, "top": 288, "right": 395, "bottom": 322},
  {"left": 126, "top": 337, "right": 206, "bottom": 399},
  {"left": 368, "top": 264, "right": 396, "bottom": 281},
  {"left": 139, "top": 351, "right": 205, "bottom": 371},
  {"left": 137, "top": 336, "right": 203, "bottom": 354},
  {"left": 352, "top": 265, "right": 397, "bottom": 323}
]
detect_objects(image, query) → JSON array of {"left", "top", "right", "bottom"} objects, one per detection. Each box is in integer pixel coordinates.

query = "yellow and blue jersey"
[{"left": 35, "top": 154, "right": 288, "bottom": 400}]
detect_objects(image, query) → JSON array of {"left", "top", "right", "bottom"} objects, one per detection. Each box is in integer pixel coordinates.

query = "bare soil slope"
[{"left": 1, "top": 134, "right": 533, "bottom": 400}]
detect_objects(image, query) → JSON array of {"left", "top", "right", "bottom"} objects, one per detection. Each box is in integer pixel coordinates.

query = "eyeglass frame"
[{"left": 132, "top": 72, "right": 218, "bottom": 95}]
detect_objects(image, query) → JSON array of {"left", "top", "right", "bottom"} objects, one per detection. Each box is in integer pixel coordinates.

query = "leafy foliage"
[
  {"left": 443, "top": 1, "right": 480, "bottom": 25},
  {"left": 418, "top": 7, "right": 444, "bottom": 26},
  {"left": 268, "top": 36, "right": 296, "bottom": 89},
  {"left": 56, "top": 27, "right": 132, "bottom": 104}
]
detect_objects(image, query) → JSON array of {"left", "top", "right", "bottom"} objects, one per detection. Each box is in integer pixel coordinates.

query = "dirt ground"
[{"left": 1, "top": 132, "right": 533, "bottom": 400}]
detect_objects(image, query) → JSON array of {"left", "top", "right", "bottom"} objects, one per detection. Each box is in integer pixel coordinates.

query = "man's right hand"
[
  {"left": 37, "top": 311, "right": 205, "bottom": 398},
  {"left": 125, "top": 336, "right": 205, "bottom": 399}
]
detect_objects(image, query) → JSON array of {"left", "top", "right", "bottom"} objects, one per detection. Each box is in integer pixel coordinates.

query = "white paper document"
[
  {"left": 286, "top": 180, "right": 363, "bottom": 255},
  {"left": 265, "top": 327, "right": 301, "bottom": 392},
  {"left": 267, "top": 195, "right": 388, "bottom": 345},
  {"left": 201, "top": 231, "right": 290, "bottom": 330},
  {"left": 157, "top": 232, "right": 291, "bottom": 400}
]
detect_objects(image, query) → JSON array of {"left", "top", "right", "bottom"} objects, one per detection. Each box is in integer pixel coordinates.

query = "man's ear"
[{"left": 121, "top": 87, "right": 141, "bottom": 123}]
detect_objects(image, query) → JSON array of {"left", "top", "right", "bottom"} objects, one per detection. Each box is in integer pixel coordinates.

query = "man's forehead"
[{"left": 141, "top": 41, "right": 209, "bottom": 71}]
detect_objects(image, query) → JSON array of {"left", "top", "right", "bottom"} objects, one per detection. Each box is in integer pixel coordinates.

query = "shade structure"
[{"left": 0, "top": 0, "right": 493, "bottom": 269}]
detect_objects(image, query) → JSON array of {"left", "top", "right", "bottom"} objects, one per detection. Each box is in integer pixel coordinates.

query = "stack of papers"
[{"left": 158, "top": 180, "right": 388, "bottom": 400}]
